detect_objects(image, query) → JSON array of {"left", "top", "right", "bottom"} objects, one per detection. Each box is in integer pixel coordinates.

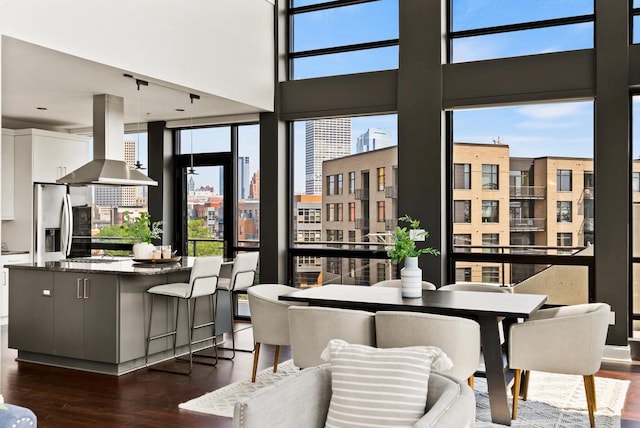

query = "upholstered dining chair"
[
  {"left": 288, "top": 306, "right": 376, "bottom": 368},
  {"left": 509, "top": 303, "right": 610, "bottom": 428},
  {"left": 216, "top": 252, "right": 259, "bottom": 358},
  {"left": 247, "top": 284, "right": 304, "bottom": 382},
  {"left": 439, "top": 282, "right": 512, "bottom": 346},
  {"left": 375, "top": 311, "right": 481, "bottom": 388},
  {"left": 439, "top": 283, "right": 511, "bottom": 293},
  {"left": 145, "top": 256, "right": 223, "bottom": 374},
  {"left": 370, "top": 279, "right": 436, "bottom": 290}
]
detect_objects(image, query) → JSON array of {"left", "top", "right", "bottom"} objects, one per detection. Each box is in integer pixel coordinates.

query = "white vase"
[
  {"left": 401, "top": 256, "right": 422, "bottom": 298},
  {"left": 132, "top": 242, "right": 155, "bottom": 259}
]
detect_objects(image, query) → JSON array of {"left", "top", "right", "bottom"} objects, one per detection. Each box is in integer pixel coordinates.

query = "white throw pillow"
[{"left": 320, "top": 339, "right": 453, "bottom": 428}]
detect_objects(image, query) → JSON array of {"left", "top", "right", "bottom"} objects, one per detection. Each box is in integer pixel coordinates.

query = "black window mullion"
[
  {"left": 290, "top": 0, "right": 378, "bottom": 15},
  {"left": 290, "top": 38, "right": 398, "bottom": 58},
  {"left": 450, "top": 14, "right": 594, "bottom": 39}
]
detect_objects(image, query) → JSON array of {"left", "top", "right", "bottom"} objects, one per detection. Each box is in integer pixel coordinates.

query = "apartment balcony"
[
  {"left": 385, "top": 185, "right": 398, "bottom": 199},
  {"left": 509, "top": 186, "right": 546, "bottom": 200},
  {"left": 385, "top": 218, "right": 397, "bottom": 231},
  {"left": 583, "top": 217, "right": 594, "bottom": 233},
  {"left": 355, "top": 218, "right": 369, "bottom": 230},
  {"left": 355, "top": 188, "right": 369, "bottom": 200},
  {"left": 509, "top": 217, "right": 546, "bottom": 232}
]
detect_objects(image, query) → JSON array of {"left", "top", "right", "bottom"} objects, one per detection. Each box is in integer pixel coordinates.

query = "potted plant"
[
  {"left": 121, "top": 211, "right": 163, "bottom": 259},
  {"left": 388, "top": 215, "right": 440, "bottom": 298}
]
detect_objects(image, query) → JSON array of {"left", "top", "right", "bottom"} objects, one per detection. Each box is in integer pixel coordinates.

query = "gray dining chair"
[
  {"left": 439, "top": 282, "right": 512, "bottom": 357},
  {"left": 509, "top": 303, "right": 610, "bottom": 428},
  {"left": 247, "top": 284, "right": 304, "bottom": 382},
  {"left": 371, "top": 279, "right": 436, "bottom": 290},
  {"left": 288, "top": 306, "right": 376, "bottom": 368},
  {"left": 375, "top": 311, "right": 481, "bottom": 388}
]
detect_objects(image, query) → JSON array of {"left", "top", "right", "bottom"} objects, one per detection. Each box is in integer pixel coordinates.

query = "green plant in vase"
[
  {"left": 121, "top": 211, "right": 162, "bottom": 259},
  {"left": 388, "top": 215, "right": 440, "bottom": 298}
]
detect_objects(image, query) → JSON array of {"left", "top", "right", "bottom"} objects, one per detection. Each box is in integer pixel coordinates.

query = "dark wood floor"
[{"left": 2, "top": 324, "right": 640, "bottom": 428}]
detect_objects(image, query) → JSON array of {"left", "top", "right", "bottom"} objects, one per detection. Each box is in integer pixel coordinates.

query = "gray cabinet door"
[
  {"left": 53, "top": 272, "right": 85, "bottom": 359},
  {"left": 53, "top": 272, "right": 118, "bottom": 362},
  {"left": 8, "top": 269, "right": 54, "bottom": 354},
  {"left": 82, "top": 273, "right": 118, "bottom": 363}
]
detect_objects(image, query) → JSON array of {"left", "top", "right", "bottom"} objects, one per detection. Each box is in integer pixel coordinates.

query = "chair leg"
[
  {"left": 468, "top": 376, "right": 474, "bottom": 389},
  {"left": 522, "top": 370, "right": 530, "bottom": 401},
  {"left": 186, "top": 298, "right": 194, "bottom": 374},
  {"left": 512, "top": 369, "right": 521, "bottom": 420},
  {"left": 583, "top": 374, "right": 597, "bottom": 428},
  {"left": 144, "top": 294, "right": 155, "bottom": 366},
  {"left": 273, "top": 345, "right": 280, "bottom": 373},
  {"left": 251, "top": 342, "right": 261, "bottom": 383}
]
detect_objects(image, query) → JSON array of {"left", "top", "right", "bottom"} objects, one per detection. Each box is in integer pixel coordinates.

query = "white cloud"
[
  {"left": 516, "top": 102, "right": 587, "bottom": 120},
  {"left": 516, "top": 120, "right": 584, "bottom": 130}
]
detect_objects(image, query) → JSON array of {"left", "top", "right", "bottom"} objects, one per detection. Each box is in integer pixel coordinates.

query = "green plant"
[
  {"left": 387, "top": 215, "right": 440, "bottom": 264},
  {"left": 121, "top": 211, "right": 163, "bottom": 244}
]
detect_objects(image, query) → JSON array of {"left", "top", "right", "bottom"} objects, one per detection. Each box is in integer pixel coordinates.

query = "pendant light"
[
  {"left": 187, "top": 93, "right": 200, "bottom": 175},
  {"left": 133, "top": 78, "right": 148, "bottom": 170}
]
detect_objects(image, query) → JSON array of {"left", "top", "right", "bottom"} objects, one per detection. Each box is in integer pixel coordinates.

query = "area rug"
[
  {"left": 179, "top": 361, "right": 629, "bottom": 427},
  {"left": 178, "top": 360, "right": 299, "bottom": 417},
  {"left": 475, "top": 372, "right": 629, "bottom": 427}
]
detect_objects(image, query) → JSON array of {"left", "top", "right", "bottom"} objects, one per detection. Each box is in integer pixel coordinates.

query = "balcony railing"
[
  {"left": 385, "top": 185, "right": 398, "bottom": 199},
  {"left": 509, "top": 217, "right": 546, "bottom": 231},
  {"left": 355, "top": 188, "right": 369, "bottom": 200},
  {"left": 355, "top": 218, "right": 370, "bottom": 230},
  {"left": 385, "top": 218, "right": 397, "bottom": 231},
  {"left": 509, "top": 186, "right": 546, "bottom": 199}
]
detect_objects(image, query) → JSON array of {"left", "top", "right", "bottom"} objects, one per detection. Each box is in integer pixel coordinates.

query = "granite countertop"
[{"left": 6, "top": 256, "right": 196, "bottom": 275}]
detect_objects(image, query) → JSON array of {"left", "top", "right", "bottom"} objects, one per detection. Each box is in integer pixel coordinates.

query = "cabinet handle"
[
  {"left": 83, "top": 278, "right": 88, "bottom": 299},
  {"left": 76, "top": 279, "right": 82, "bottom": 299},
  {"left": 2, "top": 271, "right": 6, "bottom": 286}
]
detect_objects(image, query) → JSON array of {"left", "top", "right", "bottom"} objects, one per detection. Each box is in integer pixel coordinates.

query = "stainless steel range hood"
[{"left": 57, "top": 94, "right": 158, "bottom": 186}]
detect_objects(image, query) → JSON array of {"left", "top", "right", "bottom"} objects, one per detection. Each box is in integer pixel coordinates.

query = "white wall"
[{"left": 0, "top": 0, "right": 274, "bottom": 111}]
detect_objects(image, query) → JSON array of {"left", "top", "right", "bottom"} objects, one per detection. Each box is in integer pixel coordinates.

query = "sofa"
[{"left": 233, "top": 364, "right": 476, "bottom": 428}]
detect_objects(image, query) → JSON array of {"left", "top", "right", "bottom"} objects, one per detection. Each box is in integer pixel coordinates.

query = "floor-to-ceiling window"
[
  {"left": 450, "top": 101, "right": 595, "bottom": 301},
  {"left": 290, "top": 114, "right": 398, "bottom": 287}
]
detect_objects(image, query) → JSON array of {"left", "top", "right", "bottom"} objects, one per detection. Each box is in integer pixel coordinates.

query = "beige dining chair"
[
  {"left": 375, "top": 311, "right": 481, "bottom": 388},
  {"left": 371, "top": 279, "right": 436, "bottom": 290},
  {"left": 509, "top": 303, "right": 610, "bottom": 428},
  {"left": 288, "top": 306, "right": 376, "bottom": 368},
  {"left": 145, "top": 256, "right": 223, "bottom": 374},
  {"left": 247, "top": 284, "right": 304, "bottom": 382},
  {"left": 216, "top": 251, "right": 259, "bottom": 359},
  {"left": 439, "top": 283, "right": 511, "bottom": 293}
]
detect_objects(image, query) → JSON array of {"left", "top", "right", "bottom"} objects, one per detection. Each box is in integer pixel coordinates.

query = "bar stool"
[
  {"left": 145, "top": 256, "right": 223, "bottom": 374},
  {"left": 215, "top": 251, "right": 259, "bottom": 359}
]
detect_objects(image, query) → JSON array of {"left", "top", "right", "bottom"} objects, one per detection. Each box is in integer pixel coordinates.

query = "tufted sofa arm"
[{"left": 233, "top": 364, "right": 475, "bottom": 428}]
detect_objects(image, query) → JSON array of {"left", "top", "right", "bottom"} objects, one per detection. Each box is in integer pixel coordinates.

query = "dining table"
[{"left": 279, "top": 284, "right": 548, "bottom": 426}]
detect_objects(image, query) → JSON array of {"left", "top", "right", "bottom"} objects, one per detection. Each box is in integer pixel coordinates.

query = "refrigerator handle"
[{"left": 61, "top": 193, "right": 73, "bottom": 257}]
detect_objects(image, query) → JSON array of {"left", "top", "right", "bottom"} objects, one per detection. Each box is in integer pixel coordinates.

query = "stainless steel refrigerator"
[{"left": 33, "top": 183, "right": 92, "bottom": 263}]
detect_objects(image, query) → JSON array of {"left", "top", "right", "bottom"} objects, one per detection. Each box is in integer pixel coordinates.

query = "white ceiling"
[{"left": 1, "top": 37, "right": 265, "bottom": 133}]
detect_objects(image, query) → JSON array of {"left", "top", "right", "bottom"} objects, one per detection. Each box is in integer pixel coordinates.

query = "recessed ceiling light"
[
  {"left": 176, "top": 108, "right": 185, "bottom": 112},
  {"left": 36, "top": 107, "right": 47, "bottom": 110}
]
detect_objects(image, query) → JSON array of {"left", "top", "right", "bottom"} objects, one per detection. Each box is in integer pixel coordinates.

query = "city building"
[
  {"left": 248, "top": 171, "right": 260, "bottom": 199},
  {"left": 305, "top": 118, "right": 352, "bottom": 195},
  {"left": 293, "top": 194, "right": 323, "bottom": 287},
  {"left": 238, "top": 156, "right": 250, "bottom": 199},
  {"left": 356, "top": 128, "right": 393, "bottom": 153}
]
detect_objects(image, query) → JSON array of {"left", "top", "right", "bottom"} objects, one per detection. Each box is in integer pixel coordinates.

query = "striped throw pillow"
[{"left": 320, "top": 339, "right": 452, "bottom": 428}]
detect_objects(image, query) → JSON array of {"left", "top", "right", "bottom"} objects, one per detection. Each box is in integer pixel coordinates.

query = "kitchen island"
[{"left": 7, "top": 257, "right": 232, "bottom": 375}]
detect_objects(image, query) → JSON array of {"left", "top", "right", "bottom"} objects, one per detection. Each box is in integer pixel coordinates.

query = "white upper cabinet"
[
  {"left": 15, "top": 129, "right": 90, "bottom": 183},
  {"left": 2, "top": 129, "right": 16, "bottom": 220}
]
